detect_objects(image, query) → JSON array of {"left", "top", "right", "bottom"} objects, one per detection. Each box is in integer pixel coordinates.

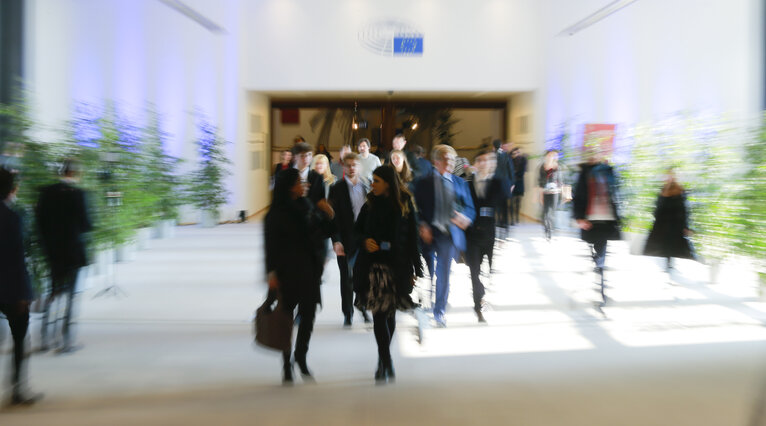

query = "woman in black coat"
[
  {"left": 643, "top": 168, "right": 695, "bottom": 270},
  {"left": 353, "top": 165, "right": 422, "bottom": 384},
  {"left": 265, "top": 168, "right": 334, "bottom": 384}
]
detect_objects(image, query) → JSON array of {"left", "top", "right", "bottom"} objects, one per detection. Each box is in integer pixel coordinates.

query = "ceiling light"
[{"left": 558, "top": 0, "right": 638, "bottom": 36}]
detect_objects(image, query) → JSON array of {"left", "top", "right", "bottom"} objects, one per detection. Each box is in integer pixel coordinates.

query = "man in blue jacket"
[
  {"left": 414, "top": 145, "right": 475, "bottom": 327},
  {"left": 0, "top": 168, "right": 42, "bottom": 405}
]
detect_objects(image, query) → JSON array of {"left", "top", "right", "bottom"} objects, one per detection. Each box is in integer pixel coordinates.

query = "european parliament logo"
[{"left": 359, "top": 20, "right": 424, "bottom": 57}]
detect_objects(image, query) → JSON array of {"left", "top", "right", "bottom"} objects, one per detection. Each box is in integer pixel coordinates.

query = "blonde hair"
[
  {"left": 311, "top": 154, "right": 336, "bottom": 185},
  {"left": 431, "top": 144, "right": 457, "bottom": 162}
]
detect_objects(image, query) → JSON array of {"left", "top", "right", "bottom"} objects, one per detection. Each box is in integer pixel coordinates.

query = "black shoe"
[
  {"left": 343, "top": 315, "right": 352, "bottom": 327},
  {"left": 282, "top": 363, "right": 294, "bottom": 385},
  {"left": 11, "top": 391, "right": 43, "bottom": 406},
  {"left": 375, "top": 359, "right": 385, "bottom": 383},
  {"left": 385, "top": 363, "right": 395, "bottom": 383},
  {"left": 294, "top": 354, "right": 314, "bottom": 380},
  {"left": 361, "top": 311, "right": 372, "bottom": 324}
]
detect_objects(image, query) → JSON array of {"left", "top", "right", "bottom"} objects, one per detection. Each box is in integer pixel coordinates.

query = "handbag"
[{"left": 254, "top": 292, "right": 293, "bottom": 352}]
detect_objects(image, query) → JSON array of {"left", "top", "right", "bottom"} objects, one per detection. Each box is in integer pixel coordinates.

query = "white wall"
[
  {"left": 25, "top": 0, "right": 245, "bottom": 222},
  {"left": 243, "top": 0, "right": 543, "bottom": 92},
  {"left": 540, "top": 0, "right": 763, "bottom": 139}
]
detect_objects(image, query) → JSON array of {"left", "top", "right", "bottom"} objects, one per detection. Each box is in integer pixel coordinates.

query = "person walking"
[
  {"left": 0, "top": 168, "right": 42, "bottom": 405},
  {"left": 573, "top": 145, "right": 621, "bottom": 306},
  {"left": 510, "top": 147, "right": 527, "bottom": 225},
  {"left": 354, "top": 165, "right": 422, "bottom": 383},
  {"left": 265, "top": 168, "right": 334, "bottom": 384},
  {"left": 328, "top": 152, "right": 372, "bottom": 326},
  {"left": 356, "top": 138, "right": 381, "bottom": 182},
  {"left": 643, "top": 167, "right": 695, "bottom": 271},
  {"left": 538, "top": 150, "right": 564, "bottom": 241},
  {"left": 36, "top": 159, "right": 92, "bottom": 353},
  {"left": 466, "top": 147, "right": 504, "bottom": 323},
  {"left": 414, "top": 145, "right": 475, "bottom": 327}
]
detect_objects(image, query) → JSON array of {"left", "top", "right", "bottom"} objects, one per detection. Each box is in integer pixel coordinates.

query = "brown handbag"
[{"left": 254, "top": 293, "right": 293, "bottom": 352}]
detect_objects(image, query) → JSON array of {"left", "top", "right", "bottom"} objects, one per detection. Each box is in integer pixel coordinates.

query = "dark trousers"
[
  {"left": 337, "top": 250, "right": 365, "bottom": 319},
  {"left": 373, "top": 312, "right": 396, "bottom": 366},
  {"left": 283, "top": 298, "right": 316, "bottom": 361},
  {"left": 542, "top": 193, "right": 559, "bottom": 237},
  {"left": 0, "top": 303, "right": 30, "bottom": 389},
  {"left": 497, "top": 198, "right": 511, "bottom": 228},
  {"left": 42, "top": 268, "right": 80, "bottom": 349},
  {"left": 592, "top": 239, "right": 607, "bottom": 269},
  {"left": 466, "top": 236, "right": 493, "bottom": 310},
  {"left": 510, "top": 195, "right": 523, "bottom": 225}
]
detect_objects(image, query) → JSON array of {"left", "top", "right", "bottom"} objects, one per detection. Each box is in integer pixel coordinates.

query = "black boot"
[
  {"left": 384, "top": 357, "right": 395, "bottom": 383},
  {"left": 294, "top": 352, "right": 314, "bottom": 381},
  {"left": 375, "top": 358, "right": 385, "bottom": 383},
  {"left": 282, "top": 353, "right": 294, "bottom": 385}
]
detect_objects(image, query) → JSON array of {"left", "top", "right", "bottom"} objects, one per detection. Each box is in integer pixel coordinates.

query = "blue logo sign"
[{"left": 393, "top": 37, "right": 423, "bottom": 56}]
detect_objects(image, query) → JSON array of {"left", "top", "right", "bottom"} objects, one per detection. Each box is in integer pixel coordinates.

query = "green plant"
[
  {"left": 0, "top": 95, "right": 58, "bottom": 295},
  {"left": 189, "top": 116, "right": 231, "bottom": 219},
  {"left": 140, "top": 107, "right": 182, "bottom": 221}
]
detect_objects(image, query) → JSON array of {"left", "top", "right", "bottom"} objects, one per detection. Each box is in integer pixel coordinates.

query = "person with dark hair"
[
  {"left": 274, "top": 150, "right": 293, "bottom": 176},
  {"left": 0, "top": 168, "right": 42, "bottom": 405},
  {"left": 643, "top": 167, "right": 695, "bottom": 271},
  {"left": 356, "top": 138, "right": 381, "bottom": 182},
  {"left": 573, "top": 145, "right": 621, "bottom": 306},
  {"left": 388, "top": 150, "right": 414, "bottom": 193},
  {"left": 538, "top": 150, "right": 564, "bottom": 241},
  {"left": 315, "top": 143, "right": 333, "bottom": 163},
  {"left": 385, "top": 134, "right": 420, "bottom": 178},
  {"left": 494, "top": 140, "right": 515, "bottom": 233},
  {"left": 412, "top": 144, "right": 431, "bottom": 180},
  {"left": 36, "top": 158, "right": 92, "bottom": 353},
  {"left": 291, "top": 142, "right": 325, "bottom": 205},
  {"left": 354, "top": 164, "right": 422, "bottom": 383},
  {"left": 466, "top": 148, "right": 504, "bottom": 323},
  {"left": 331, "top": 144, "right": 352, "bottom": 181},
  {"left": 414, "top": 145, "right": 475, "bottom": 327},
  {"left": 265, "top": 168, "right": 335, "bottom": 384},
  {"left": 510, "top": 147, "right": 527, "bottom": 225},
  {"left": 328, "top": 152, "right": 372, "bottom": 326}
]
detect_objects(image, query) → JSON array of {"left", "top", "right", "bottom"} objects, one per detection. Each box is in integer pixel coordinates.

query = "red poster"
[{"left": 583, "top": 124, "right": 616, "bottom": 156}]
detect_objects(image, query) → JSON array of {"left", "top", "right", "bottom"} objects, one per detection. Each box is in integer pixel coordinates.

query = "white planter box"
[
  {"left": 115, "top": 241, "right": 137, "bottom": 262},
  {"left": 200, "top": 211, "right": 218, "bottom": 228},
  {"left": 136, "top": 227, "right": 152, "bottom": 250}
]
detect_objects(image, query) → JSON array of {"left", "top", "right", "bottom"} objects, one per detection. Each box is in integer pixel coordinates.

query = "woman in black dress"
[
  {"left": 643, "top": 167, "right": 695, "bottom": 270},
  {"left": 264, "top": 168, "right": 334, "bottom": 384},
  {"left": 354, "top": 165, "right": 422, "bottom": 384}
]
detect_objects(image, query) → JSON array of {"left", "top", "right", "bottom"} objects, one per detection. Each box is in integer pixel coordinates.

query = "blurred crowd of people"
[{"left": 265, "top": 134, "right": 696, "bottom": 385}]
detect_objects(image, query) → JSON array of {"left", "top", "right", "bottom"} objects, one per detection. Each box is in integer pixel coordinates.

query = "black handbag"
[{"left": 254, "top": 293, "right": 293, "bottom": 352}]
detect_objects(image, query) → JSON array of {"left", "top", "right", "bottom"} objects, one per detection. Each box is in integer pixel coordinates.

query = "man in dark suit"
[
  {"left": 0, "top": 168, "right": 42, "bottom": 405},
  {"left": 466, "top": 147, "right": 504, "bottom": 323},
  {"left": 414, "top": 145, "right": 475, "bottom": 327},
  {"left": 36, "top": 159, "right": 92, "bottom": 353},
  {"left": 493, "top": 139, "right": 516, "bottom": 233},
  {"left": 328, "top": 152, "right": 371, "bottom": 326}
]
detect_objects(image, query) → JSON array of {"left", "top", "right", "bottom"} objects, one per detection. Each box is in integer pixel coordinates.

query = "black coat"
[
  {"left": 643, "top": 193, "right": 695, "bottom": 259},
  {"left": 495, "top": 151, "right": 516, "bottom": 198},
  {"left": 0, "top": 202, "right": 34, "bottom": 303},
  {"left": 466, "top": 176, "right": 504, "bottom": 243},
  {"left": 353, "top": 194, "right": 423, "bottom": 300},
  {"left": 36, "top": 181, "right": 92, "bottom": 276},
  {"left": 264, "top": 197, "right": 328, "bottom": 306},
  {"left": 573, "top": 163, "right": 621, "bottom": 243},
  {"left": 328, "top": 177, "right": 369, "bottom": 256},
  {"left": 512, "top": 155, "right": 527, "bottom": 195}
]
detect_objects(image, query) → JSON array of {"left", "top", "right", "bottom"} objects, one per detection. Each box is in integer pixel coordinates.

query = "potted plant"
[{"left": 189, "top": 116, "right": 230, "bottom": 227}]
